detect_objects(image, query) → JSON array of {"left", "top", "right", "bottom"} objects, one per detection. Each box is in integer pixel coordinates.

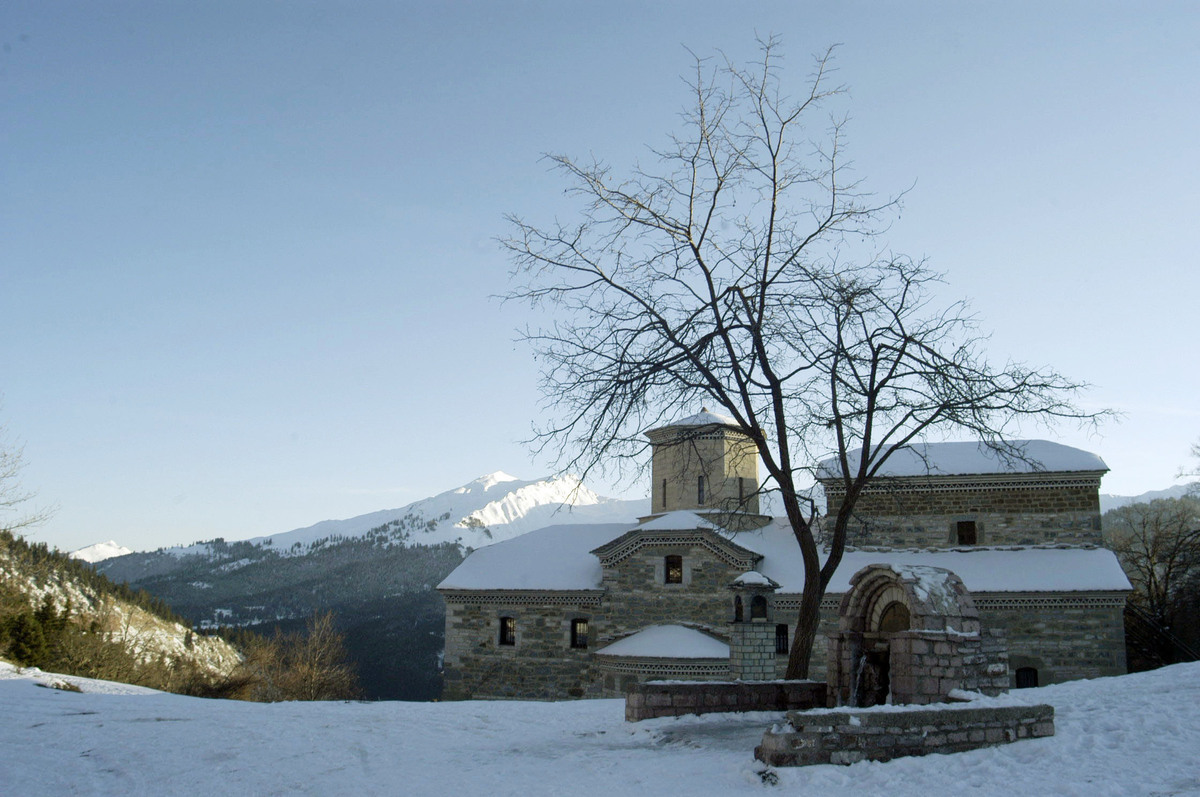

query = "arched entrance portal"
[{"left": 828, "top": 564, "right": 999, "bottom": 706}]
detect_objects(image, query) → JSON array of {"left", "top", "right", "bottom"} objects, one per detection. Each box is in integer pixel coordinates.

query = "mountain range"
[{"left": 86, "top": 473, "right": 647, "bottom": 700}]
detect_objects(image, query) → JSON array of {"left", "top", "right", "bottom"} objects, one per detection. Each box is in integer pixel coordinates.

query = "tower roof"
[
  {"left": 646, "top": 408, "right": 740, "bottom": 436},
  {"left": 673, "top": 407, "right": 738, "bottom": 427}
]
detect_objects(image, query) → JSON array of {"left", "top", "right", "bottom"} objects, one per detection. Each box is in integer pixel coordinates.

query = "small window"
[
  {"left": 733, "top": 595, "right": 744, "bottom": 622},
  {"left": 956, "top": 520, "right": 978, "bottom": 545},
  {"left": 498, "top": 616, "right": 515, "bottom": 646},
  {"left": 570, "top": 618, "right": 589, "bottom": 649},
  {"left": 775, "top": 624, "right": 789, "bottom": 655},
  {"left": 697, "top": 475, "right": 706, "bottom": 504},
  {"left": 661, "top": 478, "right": 668, "bottom": 509},
  {"left": 1015, "top": 667, "right": 1039, "bottom": 689},
  {"left": 750, "top": 594, "right": 768, "bottom": 620},
  {"left": 664, "top": 554, "right": 683, "bottom": 584},
  {"left": 738, "top": 476, "right": 745, "bottom": 502}
]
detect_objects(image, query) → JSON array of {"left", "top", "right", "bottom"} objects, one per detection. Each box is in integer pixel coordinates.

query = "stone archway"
[{"left": 828, "top": 564, "right": 1006, "bottom": 706}]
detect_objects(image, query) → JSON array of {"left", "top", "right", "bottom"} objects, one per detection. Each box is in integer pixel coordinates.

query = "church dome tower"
[{"left": 644, "top": 409, "right": 761, "bottom": 515}]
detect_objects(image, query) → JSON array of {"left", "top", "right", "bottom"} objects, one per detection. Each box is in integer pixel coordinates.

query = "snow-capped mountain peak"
[
  {"left": 214, "top": 472, "right": 646, "bottom": 554},
  {"left": 456, "top": 471, "right": 522, "bottom": 493},
  {"left": 68, "top": 540, "right": 133, "bottom": 563}
]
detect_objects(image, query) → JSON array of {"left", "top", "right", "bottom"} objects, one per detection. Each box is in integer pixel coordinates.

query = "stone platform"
[{"left": 756, "top": 702, "right": 1054, "bottom": 766}]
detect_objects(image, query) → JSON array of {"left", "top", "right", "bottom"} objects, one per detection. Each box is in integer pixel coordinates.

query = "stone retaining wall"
[
  {"left": 625, "top": 680, "right": 826, "bottom": 721},
  {"left": 756, "top": 703, "right": 1055, "bottom": 766}
]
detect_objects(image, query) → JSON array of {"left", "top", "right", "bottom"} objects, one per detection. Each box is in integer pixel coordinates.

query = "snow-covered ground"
[{"left": 3, "top": 661, "right": 1199, "bottom": 796}]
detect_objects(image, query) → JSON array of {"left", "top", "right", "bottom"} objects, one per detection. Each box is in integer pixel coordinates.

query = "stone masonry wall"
[
  {"left": 442, "top": 591, "right": 1124, "bottom": 700},
  {"left": 648, "top": 429, "right": 759, "bottom": 514},
  {"left": 441, "top": 596, "right": 603, "bottom": 700},
  {"left": 827, "top": 629, "right": 1009, "bottom": 707},
  {"left": 730, "top": 620, "right": 777, "bottom": 680},
  {"left": 824, "top": 479, "right": 1103, "bottom": 547},
  {"left": 729, "top": 596, "right": 1123, "bottom": 690},
  {"left": 976, "top": 596, "right": 1126, "bottom": 684},
  {"left": 768, "top": 601, "right": 841, "bottom": 682},
  {"left": 625, "top": 680, "right": 826, "bottom": 721},
  {"left": 757, "top": 703, "right": 1055, "bottom": 767},
  {"left": 598, "top": 542, "right": 745, "bottom": 643}
]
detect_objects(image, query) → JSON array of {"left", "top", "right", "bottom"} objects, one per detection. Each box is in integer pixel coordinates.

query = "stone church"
[{"left": 438, "top": 410, "right": 1129, "bottom": 700}]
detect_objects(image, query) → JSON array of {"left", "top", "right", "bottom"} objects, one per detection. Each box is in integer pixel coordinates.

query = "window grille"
[
  {"left": 498, "top": 616, "right": 515, "bottom": 646},
  {"left": 570, "top": 618, "right": 589, "bottom": 649},
  {"left": 664, "top": 554, "right": 683, "bottom": 584}
]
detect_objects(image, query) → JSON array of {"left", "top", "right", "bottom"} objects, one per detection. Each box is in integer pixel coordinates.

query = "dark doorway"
[{"left": 857, "top": 649, "right": 891, "bottom": 707}]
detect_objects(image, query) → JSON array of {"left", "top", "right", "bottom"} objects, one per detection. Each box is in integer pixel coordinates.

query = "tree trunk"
[{"left": 784, "top": 577, "right": 826, "bottom": 679}]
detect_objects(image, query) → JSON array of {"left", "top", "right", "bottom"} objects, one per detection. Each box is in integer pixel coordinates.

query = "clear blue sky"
[{"left": 3, "top": 2, "right": 1198, "bottom": 552}]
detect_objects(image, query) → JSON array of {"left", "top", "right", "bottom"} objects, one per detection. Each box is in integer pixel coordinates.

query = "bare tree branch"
[{"left": 502, "top": 38, "right": 1108, "bottom": 677}]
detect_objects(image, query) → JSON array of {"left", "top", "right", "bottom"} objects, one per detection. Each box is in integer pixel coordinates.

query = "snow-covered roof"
[
  {"left": 661, "top": 408, "right": 739, "bottom": 428},
  {"left": 595, "top": 625, "right": 730, "bottom": 659},
  {"left": 438, "top": 518, "right": 1131, "bottom": 594},
  {"left": 737, "top": 520, "right": 1130, "bottom": 593},
  {"left": 817, "top": 440, "right": 1108, "bottom": 479},
  {"left": 731, "top": 570, "right": 777, "bottom": 588},
  {"left": 437, "top": 523, "right": 626, "bottom": 591},
  {"left": 635, "top": 510, "right": 722, "bottom": 531}
]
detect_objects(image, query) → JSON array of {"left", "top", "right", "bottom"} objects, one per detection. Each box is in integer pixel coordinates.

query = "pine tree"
[{"left": 6, "top": 612, "right": 48, "bottom": 666}]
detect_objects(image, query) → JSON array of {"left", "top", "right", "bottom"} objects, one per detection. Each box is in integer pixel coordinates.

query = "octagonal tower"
[{"left": 644, "top": 408, "right": 760, "bottom": 515}]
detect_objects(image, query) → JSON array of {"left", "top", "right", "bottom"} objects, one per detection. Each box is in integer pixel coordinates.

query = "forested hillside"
[
  {"left": 98, "top": 526, "right": 464, "bottom": 700},
  {"left": 0, "top": 530, "right": 241, "bottom": 691}
]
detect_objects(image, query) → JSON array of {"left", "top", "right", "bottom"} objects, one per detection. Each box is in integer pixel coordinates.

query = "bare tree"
[
  {"left": 228, "top": 612, "right": 360, "bottom": 702},
  {"left": 1182, "top": 440, "right": 1200, "bottom": 492},
  {"left": 504, "top": 38, "right": 1102, "bottom": 677},
  {"left": 0, "top": 424, "right": 53, "bottom": 537},
  {"left": 1105, "top": 497, "right": 1200, "bottom": 627}
]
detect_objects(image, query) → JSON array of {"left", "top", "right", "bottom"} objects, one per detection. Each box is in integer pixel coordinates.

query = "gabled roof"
[
  {"left": 816, "top": 440, "right": 1108, "bottom": 480},
  {"left": 590, "top": 513, "right": 761, "bottom": 569},
  {"left": 595, "top": 625, "right": 730, "bottom": 659},
  {"left": 437, "top": 523, "right": 625, "bottom": 591}
]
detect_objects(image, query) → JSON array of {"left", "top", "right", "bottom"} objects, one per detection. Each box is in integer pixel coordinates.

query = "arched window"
[
  {"left": 664, "top": 555, "right": 683, "bottom": 584},
  {"left": 733, "top": 595, "right": 744, "bottom": 622},
  {"left": 877, "top": 602, "right": 911, "bottom": 633},
  {"left": 1015, "top": 667, "right": 1039, "bottom": 689},
  {"left": 750, "top": 595, "right": 768, "bottom": 620}
]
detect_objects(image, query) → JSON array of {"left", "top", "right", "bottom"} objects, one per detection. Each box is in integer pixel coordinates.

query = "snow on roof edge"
[{"left": 816, "top": 440, "right": 1108, "bottom": 479}]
